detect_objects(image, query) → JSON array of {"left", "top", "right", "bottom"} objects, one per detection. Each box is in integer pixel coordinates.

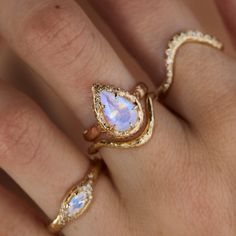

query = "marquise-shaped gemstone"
[
  {"left": 100, "top": 90, "right": 138, "bottom": 132},
  {"left": 67, "top": 191, "right": 88, "bottom": 217}
]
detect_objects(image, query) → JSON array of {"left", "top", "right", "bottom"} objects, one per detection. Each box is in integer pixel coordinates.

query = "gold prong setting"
[{"left": 60, "top": 181, "right": 93, "bottom": 222}]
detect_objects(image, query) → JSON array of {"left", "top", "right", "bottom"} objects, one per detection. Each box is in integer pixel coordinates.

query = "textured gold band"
[
  {"left": 83, "top": 31, "right": 223, "bottom": 156},
  {"left": 48, "top": 162, "right": 101, "bottom": 233}
]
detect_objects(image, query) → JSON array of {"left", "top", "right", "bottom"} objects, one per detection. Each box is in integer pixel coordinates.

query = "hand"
[{"left": 0, "top": 0, "right": 236, "bottom": 235}]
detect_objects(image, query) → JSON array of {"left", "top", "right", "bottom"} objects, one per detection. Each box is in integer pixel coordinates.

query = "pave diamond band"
[
  {"left": 48, "top": 162, "right": 101, "bottom": 233},
  {"left": 156, "top": 30, "right": 223, "bottom": 98}
]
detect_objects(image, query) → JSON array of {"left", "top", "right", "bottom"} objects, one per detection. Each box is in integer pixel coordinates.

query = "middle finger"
[
  {"left": 0, "top": 0, "right": 182, "bottom": 190},
  {"left": 89, "top": 0, "right": 236, "bottom": 127}
]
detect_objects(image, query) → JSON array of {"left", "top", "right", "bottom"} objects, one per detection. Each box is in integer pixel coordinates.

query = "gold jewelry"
[
  {"left": 157, "top": 30, "right": 223, "bottom": 98},
  {"left": 48, "top": 162, "right": 101, "bottom": 233},
  {"left": 84, "top": 31, "right": 223, "bottom": 154},
  {"left": 84, "top": 83, "right": 155, "bottom": 154}
]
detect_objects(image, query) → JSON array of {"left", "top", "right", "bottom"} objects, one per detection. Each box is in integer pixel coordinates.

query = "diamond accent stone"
[
  {"left": 99, "top": 90, "right": 138, "bottom": 132},
  {"left": 161, "top": 30, "right": 223, "bottom": 96}
]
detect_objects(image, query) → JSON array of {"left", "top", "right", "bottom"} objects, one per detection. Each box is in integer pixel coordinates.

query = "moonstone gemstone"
[
  {"left": 100, "top": 90, "right": 138, "bottom": 132},
  {"left": 67, "top": 192, "right": 87, "bottom": 217}
]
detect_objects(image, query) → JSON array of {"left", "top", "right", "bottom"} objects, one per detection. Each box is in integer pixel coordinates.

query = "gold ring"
[
  {"left": 84, "top": 83, "right": 155, "bottom": 154},
  {"left": 48, "top": 162, "right": 101, "bottom": 233},
  {"left": 157, "top": 30, "right": 223, "bottom": 97},
  {"left": 83, "top": 31, "right": 223, "bottom": 155}
]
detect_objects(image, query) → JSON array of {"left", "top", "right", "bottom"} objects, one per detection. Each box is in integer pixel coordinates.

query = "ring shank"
[{"left": 48, "top": 215, "right": 64, "bottom": 233}]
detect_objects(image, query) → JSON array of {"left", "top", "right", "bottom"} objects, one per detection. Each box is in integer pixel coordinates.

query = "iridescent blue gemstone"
[
  {"left": 68, "top": 192, "right": 87, "bottom": 217},
  {"left": 100, "top": 91, "right": 138, "bottom": 132}
]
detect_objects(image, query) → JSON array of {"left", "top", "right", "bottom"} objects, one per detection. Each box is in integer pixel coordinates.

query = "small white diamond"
[
  {"left": 167, "top": 71, "right": 173, "bottom": 77},
  {"left": 166, "top": 63, "right": 173, "bottom": 71},
  {"left": 166, "top": 58, "right": 173, "bottom": 65},
  {"left": 166, "top": 49, "right": 172, "bottom": 56},
  {"left": 196, "top": 31, "right": 203, "bottom": 37},
  {"left": 190, "top": 31, "right": 197, "bottom": 37}
]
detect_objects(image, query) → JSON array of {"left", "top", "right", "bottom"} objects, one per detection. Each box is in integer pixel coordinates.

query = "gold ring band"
[
  {"left": 48, "top": 162, "right": 101, "bottom": 233},
  {"left": 83, "top": 83, "right": 155, "bottom": 154},
  {"left": 83, "top": 31, "right": 223, "bottom": 156},
  {"left": 157, "top": 30, "right": 223, "bottom": 98},
  {"left": 47, "top": 30, "right": 223, "bottom": 234}
]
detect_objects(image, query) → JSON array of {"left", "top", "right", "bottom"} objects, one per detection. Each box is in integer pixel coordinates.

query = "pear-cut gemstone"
[
  {"left": 100, "top": 90, "right": 138, "bottom": 132},
  {"left": 67, "top": 191, "right": 88, "bottom": 217}
]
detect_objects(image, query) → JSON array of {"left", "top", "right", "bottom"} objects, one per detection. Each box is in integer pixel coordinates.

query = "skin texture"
[{"left": 0, "top": 0, "right": 236, "bottom": 235}]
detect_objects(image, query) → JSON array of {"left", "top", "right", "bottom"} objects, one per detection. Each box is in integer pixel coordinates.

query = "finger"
[
  {"left": 0, "top": 184, "right": 52, "bottom": 236},
  {"left": 0, "top": 0, "right": 183, "bottom": 192},
  {"left": 0, "top": 81, "right": 120, "bottom": 236},
  {"left": 89, "top": 0, "right": 236, "bottom": 126},
  {"left": 176, "top": 0, "right": 236, "bottom": 57},
  {"left": 215, "top": 0, "right": 236, "bottom": 47}
]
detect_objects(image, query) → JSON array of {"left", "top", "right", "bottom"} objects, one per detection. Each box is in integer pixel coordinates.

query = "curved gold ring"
[
  {"left": 48, "top": 162, "right": 101, "bottom": 233},
  {"left": 88, "top": 95, "right": 154, "bottom": 154},
  {"left": 83, "top": 31, "right": 223, "bottom": 155},
  {"left": 84, "top": 83, "right": 155, "bottom": 154},
  {"left": 157, "top": 30, "right": 223, "bottom": 98}
]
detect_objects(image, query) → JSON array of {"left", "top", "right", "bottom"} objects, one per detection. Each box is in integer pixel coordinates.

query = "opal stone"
[
  {"left": 100, "top": 90, "right": 138, "bottom": 132},
  {"left": 67, "top": 192, "right": 87, "bottom": 217}
]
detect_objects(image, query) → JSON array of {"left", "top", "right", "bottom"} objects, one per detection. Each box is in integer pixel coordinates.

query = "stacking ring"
[
  {"left": 47, "top": 30, "right": 223, "bottom": 234},
  {"left": 84, "top": 83, "right": 155, "bottom": 154},
  {"left": 48, "top": 162, "right": 101, "bottom": 233},
  {"left": 83, "top": 31, "right": 223, "bottom": 155},
  {"left": 157, "top": 30, "right": 223, "bottom": 97}
]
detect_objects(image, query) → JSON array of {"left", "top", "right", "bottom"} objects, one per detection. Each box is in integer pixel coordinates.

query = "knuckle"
[
  {"left": 21, "top": 1, "right": 96, "bottom": 69},
  {"left": 0, "top": 101, "right": 44, "bottom": 166}
]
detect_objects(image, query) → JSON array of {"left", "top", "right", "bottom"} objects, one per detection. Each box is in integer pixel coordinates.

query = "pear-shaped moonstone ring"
[
  {"left": 47, "top": 31, "right": 223, "bottom": 234},
  {"left": 83, "top": 31, "right": 223, "bottom": 155},
  {"left": 84, "top": 83, "right": 155, "bottom": 154}
]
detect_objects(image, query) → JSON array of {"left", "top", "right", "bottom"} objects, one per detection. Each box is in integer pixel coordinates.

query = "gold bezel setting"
[
  {"left": 92, "top": 83, "right": 144, "bottom": 138},
  {"left": 83, "top": 31, "right": 223, "bottom": 155},
  {"left": 88, "top": 95, "right": 154, "bottom": 154},
  {"left": 58, "top": 180, "right": 93, "bottom": 224},
  {"left": 48, "top": 163, "right": 101, "bottom": 233},
  {"left": 83, "top": 83, "right": 155, "bottom": 154}
]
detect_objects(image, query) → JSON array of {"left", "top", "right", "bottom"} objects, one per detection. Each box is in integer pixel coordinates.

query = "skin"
[{"left": 0, "top": 0, "right": 236, "bottom": 235}]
